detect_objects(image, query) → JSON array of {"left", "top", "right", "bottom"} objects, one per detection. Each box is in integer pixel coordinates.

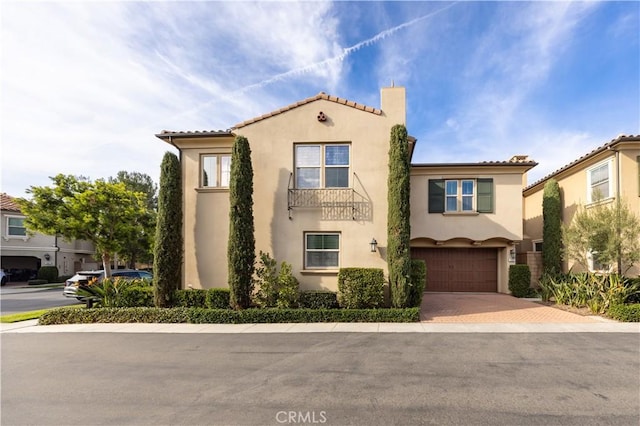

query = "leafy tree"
[
  {"left": 387, "top": 124, "right": 411, "bottom": 308},
  {"left": 563, "top": 197, "right": 640, "bottom": 274},
  {"left": 154, "top": 152, "right": 183, "bottom": 308},
  {"left": 110, "top": 171, "right": 157, "bottom": 267},
  {"left": 110, "top": 170, "right": 158, "bottom": 211},
  {"left": 542, "top": 179, "right": 562, "bottom": 275},
  {"left": 17, "top": 174, "right": 148, "bottom": 277},
  {"left": 228, "top": 135, "right": 255, "bottom": 309}
]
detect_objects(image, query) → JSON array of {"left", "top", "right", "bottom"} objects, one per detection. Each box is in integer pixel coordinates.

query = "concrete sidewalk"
[{"left": 2, "top": 319, "right": 638, "bottom": 334}]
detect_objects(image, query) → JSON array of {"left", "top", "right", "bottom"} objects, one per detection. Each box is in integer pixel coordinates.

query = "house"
[
  {"left": 156, "top": 86, "right": 535, "bottom": 294},
  {"left": 0, "top": 193, "right": 96, "bottom": 281},
  {"left": 521, "top": 135, "right": 640, "bottom": 279}
]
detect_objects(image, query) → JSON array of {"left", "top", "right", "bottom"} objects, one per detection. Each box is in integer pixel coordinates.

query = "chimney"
[{"left": 380, "top": 86, "right": 406, "bottom": 125}]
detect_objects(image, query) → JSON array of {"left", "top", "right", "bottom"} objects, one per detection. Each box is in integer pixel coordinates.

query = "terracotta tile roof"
[
  {"left": 155, "top": 130, "right": 234, "bottom": 140},
  {"left": 232, "top": 92, "right": 382, "bottom": 129},
  {"left": 524, "top": 134, "right": 640, "bottom": 191},
  {"left": 412, "top": 158, "right": 538, "bottom": 168},
  {"left": 0, "top": 193, "right": 22, "bottom": 213}
]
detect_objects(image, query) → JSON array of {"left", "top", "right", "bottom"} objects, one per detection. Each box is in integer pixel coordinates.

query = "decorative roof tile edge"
[
  {"left": 524, "top": 134, "right": 640, "bottom": 192},
  {"left": 155, "top": 130, "right": 234, "bottom": 139},
  {"left": 231, "top": 92, "right": 382, "bottom": 129}
]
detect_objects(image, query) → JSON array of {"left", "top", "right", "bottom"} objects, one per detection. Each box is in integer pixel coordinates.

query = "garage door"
[{"left": 411, "top": 248, "right": 497, "bottom": 292}]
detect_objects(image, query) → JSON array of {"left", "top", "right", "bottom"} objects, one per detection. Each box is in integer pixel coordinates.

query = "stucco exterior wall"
[{"left": 173, "top": 87, "right": 406, "bottom": 291}]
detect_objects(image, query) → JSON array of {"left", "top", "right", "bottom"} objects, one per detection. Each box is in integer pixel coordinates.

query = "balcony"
[{"left": 287, "top": 174, "right": 371, "bottom": 221}]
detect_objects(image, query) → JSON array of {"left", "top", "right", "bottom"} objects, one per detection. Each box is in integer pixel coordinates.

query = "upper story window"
[
  {"left": 295, "top": 144, "right": 350, "bottom": 189},
  {"left": 429, "top": 178, "right": 493, "bottom": 213},
  {"left": 587, "top": 160, "right": 612, "bottom": 203},
  {"left": 201, "top": 154, "right": 231, "bottom": 188},
  {"left": 6, "top": 216, "right": 26, "bottom": 237}
]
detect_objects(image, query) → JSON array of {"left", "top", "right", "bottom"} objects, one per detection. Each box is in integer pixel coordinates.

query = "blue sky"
[{"left": 2, "top": 1, "right": 639, "bottom": 198}]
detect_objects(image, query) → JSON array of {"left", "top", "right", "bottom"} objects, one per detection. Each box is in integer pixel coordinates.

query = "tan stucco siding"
[
  {"left": 175, "top": 87, "right": 406, "bottom": 291},
  {"left": 179, "top": 137, "right": 235, "bottom": 289},
  {"left": 410, "top": 172, "right": 524, "bottom": 242},
  {"left": 237, "top": 98, "right": 399, "bottom": 292}
]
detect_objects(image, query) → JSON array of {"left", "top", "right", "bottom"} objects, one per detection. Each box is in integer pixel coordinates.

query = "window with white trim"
[
  {"left": 295, "top": 144, "right": 350, "bottom": 189},
  {"left": 429, "top": 178, "right": 493, "bottom": 214},
  {"left": 201, "top": 154, "right": 231, "bottom": 188},
  {"left": 305, "top": 233, "right": 340, "bottom": 269},
  {"left": 587, "top": 160, "right": 612, "bottom": 203},
  {"left": 7, "top": 216, "right": 26, "bottom": 236},
  {"left": 445, "top": 179, "right": 475, "bottom": 212}
]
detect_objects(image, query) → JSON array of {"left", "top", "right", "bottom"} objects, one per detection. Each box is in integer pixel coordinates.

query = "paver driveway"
[{"left": 420, "top": 292, "right": 601, "bottom": 323}]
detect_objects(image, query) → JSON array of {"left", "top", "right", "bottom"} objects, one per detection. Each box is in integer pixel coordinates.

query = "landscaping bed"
[{"left": 38, "top": 306, "right": 420, "bottom": 325}]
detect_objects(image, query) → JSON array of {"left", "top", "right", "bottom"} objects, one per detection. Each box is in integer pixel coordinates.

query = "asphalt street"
[
  {"left": 2, "top": 332, "right": 639, "bottom": 425},
  {"left": 0, "top": 286, "right": 78, "bottom": 315}
]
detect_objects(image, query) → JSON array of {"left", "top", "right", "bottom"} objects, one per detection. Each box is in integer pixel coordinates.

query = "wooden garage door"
[{"left": 411, "top": 248, "right": 497, "bottom": 292}]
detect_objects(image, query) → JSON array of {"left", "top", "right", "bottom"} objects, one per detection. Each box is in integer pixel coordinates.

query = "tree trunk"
[{"left": 102, "top": 252, "right": 112, "bottom": 277}]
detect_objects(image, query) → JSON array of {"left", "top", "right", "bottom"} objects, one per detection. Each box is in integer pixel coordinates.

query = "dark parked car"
[{"left": 63, "top": 269, "right": 152, "bottom": 300}]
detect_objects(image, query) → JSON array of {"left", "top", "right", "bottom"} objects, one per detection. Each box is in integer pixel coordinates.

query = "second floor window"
[
  {"left": 429, "top": 178, "right": 493, "bottom": 213},
  {"left": 587, "top": 160, "right": 612, "bottom": 202},
  {"left": 295, "top": 144, "right": 350, "bottom": 189},
  {"left": 201, "top": 154, "right": 231, "bottom": 188},
  {"left": 7, "top": 216, "right": 26, "bottom": 236}
]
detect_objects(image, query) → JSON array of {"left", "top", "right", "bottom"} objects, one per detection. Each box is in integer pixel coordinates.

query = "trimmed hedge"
[
  {"left": 337, "top": 268, "right": 384, "bottom": 309},
  {"left": 608, "top": 304, "right": 640, "bottom": 322},
  {"left": 120, "top": 286, "right": 154, "bottom": 307},
  {"left": 173, "top": 288, "right": 231, "bottom": 309},
  {"left": 509, "top": 265, "right": 531, "bottom": 297},
  {"left": 407, "top": 260, "right": 426, "bottom": 308},
  {"left": 298, "top": 291, "right": 339, "bottom": 309},
  {"left": 27, "top": 279, "right": 49, "bottom": 286},
  {"left": 206, "top": 289, "right": 231, "bottom": 309},
  {"left": 37, "top": 266, "right": 59, "bottom": 283},
  {"left": 38, "top": 306, "right": 420, "bottom": 325}
]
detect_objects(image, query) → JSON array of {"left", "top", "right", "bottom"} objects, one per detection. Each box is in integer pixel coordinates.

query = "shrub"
[
  {"left": 338, "top": 268, "right": 384, "bottom": 309},
  {"left": 57, "top": 275, "right": 73, "bottom": 283},
  {"left": 254, "top": 251, "right": 279, "bottom": 307},
  {"left": 607, "top": 304, "right": 640, "bottom": 322},
  {"left": 407, "top": 259, "right": 426, "bottom": 307},
  {"left": 120, "top": 286, "right": 154, "bottom": 307},
  {"left": 509, "top": 265, "right": 531, "bottom": 297},
  {"left": 276, "top": 262, "right": 299, "bottom": 309},
  {"left": 299, "top": 291, "right": 339, "bottom": 309},
  {"left": 206, "top": 288, "right": 231, "bottom": 309},
  {"left": 27, "top": 279, "right": 48, "bottom": 285},
  {"left": 38, "top": 306, "right": 420, "bottom": 325},
  {"left": 37, "top": 266, "right": 59, "bottom": 283},
  {"left": 542, "top": 179, "right": 562, "bottom": 275},
  {"left": 228, "top": 135, "right": 255, "bottom": 309},
  {"left": 154, "top": 151, "right": 183, "bottom": 308},
  {"left": 174, "top": 289, "right": 207, "bottom": 308},
  {"left": 625, "top": 278, "right": 640, "bottom": 303},
  {"left": 77, "top": 277, "right": 150, "bottom": 308},
  {"left": 387, "top": 124, "right": 411, "bottom": 308}
]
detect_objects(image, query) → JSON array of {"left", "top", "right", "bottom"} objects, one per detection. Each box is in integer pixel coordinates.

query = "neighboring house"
[
  {"left": 521, "top": 135, "right": 640, "bottom": 279},
  {"left": 157, "top": 86, "right": 536, "bottom": 295},
  {"left": 0, "top": 193, "right": 96, "bottom": 281}
]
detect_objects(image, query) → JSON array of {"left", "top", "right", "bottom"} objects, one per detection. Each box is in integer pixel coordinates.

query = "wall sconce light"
[
  {"left": 370, "top": 238, "right": 378, "bottom": 253},
  {"left": 43, "top": 253, "right": 51, "bottom": 261}
]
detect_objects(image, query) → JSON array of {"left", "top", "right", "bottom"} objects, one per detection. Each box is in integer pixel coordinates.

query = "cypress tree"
[
  {"left": 228, "top": 135, "right": 255, "bottom": 309},
  {"left": 154, "top": 152, "right": 183, "bottom": 307},
  {"left": 542, "top": 178, "right": 562, "bottom": 276},
  {"left": 387, "top": 124, "right": 411, "bottom": 307}
]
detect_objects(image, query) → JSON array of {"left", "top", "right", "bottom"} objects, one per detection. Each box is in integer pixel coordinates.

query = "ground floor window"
[{"left": 305, "top": 232, "right": 340, "bottom": 268}]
